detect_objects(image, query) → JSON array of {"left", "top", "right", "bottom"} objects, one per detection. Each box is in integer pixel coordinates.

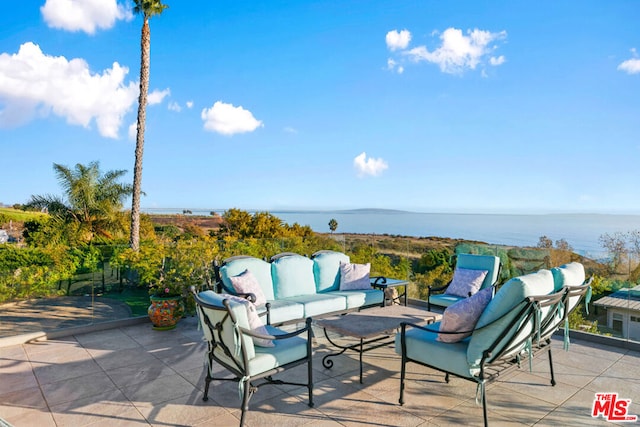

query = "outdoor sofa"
[{"left": 214, "top": 250, "right": 385, "bottom": 325}]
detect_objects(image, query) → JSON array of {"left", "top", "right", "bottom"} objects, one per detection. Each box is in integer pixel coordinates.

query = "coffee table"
[{"left": 315, "top": 305, "right": 441, "bottom": 383}]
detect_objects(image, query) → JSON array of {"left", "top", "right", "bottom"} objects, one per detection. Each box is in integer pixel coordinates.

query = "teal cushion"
[
  {"left": 285, "top": 293, "right": 347, "bottom": 317},
  {"left": 429, "top": 293, "right": 465, "bottom": 308},
  {"left": 256, "top": 300, "right": 305, "bottom": 325},
  {"left": 249, "top": 325, "right": 309, "bottom": 376},
  {"left": 313, "top": 251, "right": 350, "bottom": 292},
  {"left": 456, "top": 254, "right": 501, "bottom": 289},
  {"left": 551, "top": 262, "right": 585, "bottom": 292},
  {"left": 327, "top": 289, "right": 384, "bottom": 309},
  {"left": 467, "top": 269, "right": 554, "bottom": 369},
  {"left": 220, "top": 257, "right": 275, "bottom": 301},
  {"left": 272, "top": 255, "right": 316, "bottom": 299},
  {"left": 395, "top": 324, "right": 473, "bottom": 379}
]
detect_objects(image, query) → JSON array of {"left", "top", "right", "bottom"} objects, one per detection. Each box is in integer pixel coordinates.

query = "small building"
[{"left": 593, "top": 285, "right": 640, "bottom": 341}]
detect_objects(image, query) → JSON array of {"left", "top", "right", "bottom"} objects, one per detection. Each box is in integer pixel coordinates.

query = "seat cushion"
[
  {"left": 249, "top": 325, "right": 309, "bottom": 376},
  {"left": 313, "top": 251, "right": 350, "bottom": 292},
  {"left": 285, "top": 293, "right": 347, "bottom": 317},
  {"left": 256, "top": 299, "right": 305, "bottom": 325},
  {"left": 428, "top": 293, "right": 464, "bottom": 308},
  {"left": 455, "top": 254, "right": 501, "bottom": 289},
  {"left": 272, "top": 255, "right": 317, "bottom": 298},
  {"left": 395, "top": 324, "right": 473, "bottom": 379},
  {"left": 326, "top": 289, "right": 384, "bottom": 309}
]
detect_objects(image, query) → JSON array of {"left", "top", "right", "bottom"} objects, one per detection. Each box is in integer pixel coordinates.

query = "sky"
[{"left": 1, "top": 1, "right": 639, "bottom": 214}]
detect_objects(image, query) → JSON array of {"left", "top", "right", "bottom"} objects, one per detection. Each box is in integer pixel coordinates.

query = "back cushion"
[
  {"left": 272, "top": 255, "right": 317, "bottom": 299},
  {"left": 456, "top": 254, "right": 501, "bottom": 289},
  {"left": 551, "top": 262, "right": 585, "bottom": 292},
  {"left": 220, "top": 257, "right": 275, "bottom": 301},
  {"left": 467, "top": 269, "right": 554, "bottom": 367},
  {"left": 313, "top": 251, "right": 350, "bottom": 292}
]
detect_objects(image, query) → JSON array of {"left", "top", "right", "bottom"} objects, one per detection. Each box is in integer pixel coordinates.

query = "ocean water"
[{"left": 143, "top": 209, "right": 640, "bottom": 257}]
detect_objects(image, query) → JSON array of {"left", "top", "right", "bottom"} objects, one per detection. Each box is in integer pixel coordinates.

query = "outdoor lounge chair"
[
  {"left": 193, "top": 289, "right": 314, "bottom": 426},
  {"left": 427, "top": 253, "right": 502, "bottom": 311},
  {"left": 396, "top": 265, "right": 591, "bottom": 426}
]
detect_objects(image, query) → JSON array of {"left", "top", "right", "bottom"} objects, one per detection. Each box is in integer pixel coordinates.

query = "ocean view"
[{"left": 143, "top": 208, "right": 640, "bottom": 257}]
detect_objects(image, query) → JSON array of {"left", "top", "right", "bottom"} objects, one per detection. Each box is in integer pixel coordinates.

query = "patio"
[{"left": 1, "top": 313, "right": 638, "bottom": 426}]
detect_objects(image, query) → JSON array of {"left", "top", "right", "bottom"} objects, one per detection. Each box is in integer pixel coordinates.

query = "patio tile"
[
  {"left": 120, "top": 372, "right": 202, "bottom": 405},
  {"left": 0, "top": 385, "right": 50, "bottom": 424},
  {"left": 105, "top": 360, "right": 176, "bottom": 388},
  {"left": 135, "top": 392, "right": 236, "bottom": 426},
  {"left": 40, "top": 371, "right": 119, "bottom": 406},
  {"left": 0, "top": 360, "right": 38, "bottom": 395},
  {"left": 31, "top": 357, "right": 103, "bottom": 385},
  {"left": 49, "top": 388, "right": 147, "bottom": 427}
]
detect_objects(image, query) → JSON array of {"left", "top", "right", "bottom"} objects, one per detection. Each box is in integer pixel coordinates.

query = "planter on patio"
[{"left": 148, "top": 295, "right": 184, "bottom": 330}]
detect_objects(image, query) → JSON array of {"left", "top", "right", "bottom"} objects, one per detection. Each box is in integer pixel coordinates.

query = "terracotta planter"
[{"left": 148, "top": 295, "right": 185, "bottom": 330}]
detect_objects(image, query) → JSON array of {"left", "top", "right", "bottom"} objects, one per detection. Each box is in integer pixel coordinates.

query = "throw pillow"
[
  {"left": 437, "top": 286, "right": 494, "bottom": 343},
  {"left": 222, "top": 294, "right": 274, "bottom": 347},
  {"left": 445, "top": 268, "right": 489, "bottom": 298},
  {"left": 339, "top": 262, "right": 371, "bottom": 290},
  {"left": 229, "top": 269, "right": 267, "bottom": 307}
]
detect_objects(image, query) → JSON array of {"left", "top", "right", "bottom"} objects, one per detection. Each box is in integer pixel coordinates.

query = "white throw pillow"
[
  {"left": 339, "top": 262, "right": 371, "bottom": 290},
  {"left": 445, "top": 268, "right": 488, "bottom": 298},
  {"left": 222, "top": 294, "right": 274, "bottom": 347},
  {"left": 437, "top": 286, "right": 493, "bottom": 343},
  {"left": 229, "top": 269, "right": 267, "bottom": 307}
]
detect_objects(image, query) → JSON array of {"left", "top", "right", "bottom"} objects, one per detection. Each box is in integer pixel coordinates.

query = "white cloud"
[
  {"left": 41, "top": 0, "right": 133, "bottom": 35},
  {"left": 353, "top": 152, "right": 388, "bottom": 177},
  {"left": 148, "top": 88, "right": 170, "bottom": 105},
  {"left": 386, "top": 29, "right": 412, "bottom": 51},
  {"left": 387, "top": 58, "right": 404, "bottom": 74},
  {"left": 186, "top": 101, "right": 194, "bottom": 108},
  {"left": 618, "top": 48, "right": 640, "bottom": 74},
  {"left": 393, "top": 27, "right": 507, "bottom": 74},
  {"left": 168, "top": 101, "right": 181, "bottom": 112},
  {"left": 201, "top": 101, "right": 263, "bottom": 136},
  {"left": 0, "top": 42, "right": 138, "bottom": 138},
  {"left": 284, "top": 126, "right": 298, "bottom": 134},
  {"left": 128, "top": 121, "right": 137, "bottom": 140}
]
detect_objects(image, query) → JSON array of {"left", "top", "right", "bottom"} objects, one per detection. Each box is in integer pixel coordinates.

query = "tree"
[
  {"left": 130, "top": 0, "right": 169, "bottom": 251},
  {"left": 26, "top": 162, "right": 132, "bottom": 244},
  {"left": 328, "top": 218, "right": 338, "bottom": 234},
  {"left": 599, "top": 232, "right": 627, "bottom": 273},
  {"left": 536, "top": 235, "right": 553, "bottom": 249}
]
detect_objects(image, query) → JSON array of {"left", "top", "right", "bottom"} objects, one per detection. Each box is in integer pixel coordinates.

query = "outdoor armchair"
[
  {"left": 193, "top": 288, "right": 314, "bottom": 426},
  {"left": 427, "top": 253, "right": 502, "bottom": 311}
]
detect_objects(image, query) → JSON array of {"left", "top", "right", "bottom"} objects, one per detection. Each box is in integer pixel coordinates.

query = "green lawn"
[
  {"left": 103, "top": 287, "right": 150, "bottom": 317},
  {"left": 0, "top": 207, "right": 46, "bottom": 222}
]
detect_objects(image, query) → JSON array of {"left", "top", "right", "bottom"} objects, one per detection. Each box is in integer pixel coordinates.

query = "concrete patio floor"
[{"left": 1, "top": 315, "right": 639, "bottom": 426}]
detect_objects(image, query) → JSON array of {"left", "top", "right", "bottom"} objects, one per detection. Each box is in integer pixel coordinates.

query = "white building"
[{"left": 594, "top": 285, "right": 640, "bottom": 341}]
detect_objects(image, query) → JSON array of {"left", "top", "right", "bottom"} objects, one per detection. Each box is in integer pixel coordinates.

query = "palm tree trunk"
[{"left": 130, "top": 17, "right": 151, "bottom": 251}]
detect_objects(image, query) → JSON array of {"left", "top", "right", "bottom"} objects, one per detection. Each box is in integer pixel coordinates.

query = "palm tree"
[
  {"left": 130, "top": 0, "right": 168, "bottom": 251},
  {"left": 27, "top": 162, "right": 133, "bottom": 243},
  {"left": 328, "top": 218, "right": 338, "bottom": 234}
]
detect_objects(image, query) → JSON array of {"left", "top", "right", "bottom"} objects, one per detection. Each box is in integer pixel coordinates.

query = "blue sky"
[{"left": 1, "top": 1, "right": 639, "bottom": 214}]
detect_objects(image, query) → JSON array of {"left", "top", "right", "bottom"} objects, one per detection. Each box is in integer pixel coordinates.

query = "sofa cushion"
[
  {"left": 313, "top": 251, "right": 350, "bottom": 293},
  {"left": 395, "top": 325, "right": 473, "bottom": 379},
  {"left": 326, "top": 289, "right": 384, "bottom": 309},
  {"left": 229, "top": 269, "right": 267, "bottom": 306},
  {"left": 339, "top": 262, "right": 371, "bottom": 290},
  {"left": 220, "top": 257, "right": 275, "bottom": 301},
  {"left": 438, "top": 286, "right": 493, "bottom": 343},
  {"left": 272, "top": 255, "right": 317, "bottom": 299},
  {"left": 455, "top": 253, "right": 501, "bottom": 289},
  {"left": 256, "top": 299, "right": 305, "bottom": 325},
  {"left": 286, "top": 293, "right": 347, "bottom": 317},
  {"left": 445, "top": 268, "right": 488, "bottom": 297},
  {"left": 467, "top": 269, "right": 554, "bottom": 368}
]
